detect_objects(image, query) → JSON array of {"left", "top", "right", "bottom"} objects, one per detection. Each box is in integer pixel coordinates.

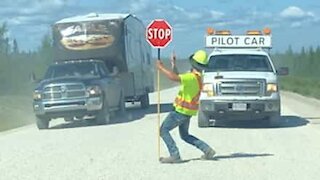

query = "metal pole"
[{"left": 157, "top": 48, "right": 161, "bottom": 160}]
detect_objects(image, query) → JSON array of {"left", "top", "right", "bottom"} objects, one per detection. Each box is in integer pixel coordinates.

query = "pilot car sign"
[{"left": 206, "top": 35, "right": 272, "bottom": 48}]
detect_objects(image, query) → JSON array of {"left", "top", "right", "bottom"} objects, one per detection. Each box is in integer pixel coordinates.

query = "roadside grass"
[
  {"left": 0, "top": 95, "right": 34, "bottom": 132},
  {"left": 280, "top": 76, "right": 320, "bottom": 99}
]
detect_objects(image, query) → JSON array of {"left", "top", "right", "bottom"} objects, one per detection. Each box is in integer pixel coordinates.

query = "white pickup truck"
[{"left": 198, "top": 29, "right": 288, "bottom": 127}]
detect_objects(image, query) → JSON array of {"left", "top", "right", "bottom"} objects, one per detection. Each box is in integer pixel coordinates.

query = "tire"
[
  {"left": 118, "top": 92, "right": 126, "bottom": 115},
  {"left": 95, "top": 100, "right": 111, "bottom": 125},
  {"left": 36, "top": 116, "right": 50, "bottom": 130},
  {"left": 198, "top": 110, "right": 210, "bottom": 128},
  {"left": 268, "top": 111, "right": 281, "bottom": 127},
  {"left": 140, "top": 93, "right": 150, "bottom": 109}
]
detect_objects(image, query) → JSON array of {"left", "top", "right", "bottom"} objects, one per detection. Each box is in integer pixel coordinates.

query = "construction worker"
[{"left": 156, "top": 50, "right": 215, "bottom": 164}]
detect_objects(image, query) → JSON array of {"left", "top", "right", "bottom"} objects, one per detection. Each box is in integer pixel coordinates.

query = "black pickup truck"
[{"left": 33, "top": 59, "right": 125, "bottom": 129}]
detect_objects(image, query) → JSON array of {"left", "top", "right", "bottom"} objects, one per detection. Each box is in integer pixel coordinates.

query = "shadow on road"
[
  {"left": 50, "top": 103, "right": 173, "bottom": 130},
  {"left": 304, "top": 117, "right": 320, "bottom": 120},
  {"left": 174, "top": 153, "right": 274, "bottom": 164},
  {"left": 304, "top": 117, "right": 320, "bottom": 125},
  {"left": 215, "top": 115, "right": 309, "bottom": 129},
  {"left": 213, "top": 153, "right": 274, "bottom": 160}
]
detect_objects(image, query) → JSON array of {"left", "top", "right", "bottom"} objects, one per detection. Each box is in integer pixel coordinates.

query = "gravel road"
[{"left": 0, "top": 88, "right": 320, "bottom": 180}]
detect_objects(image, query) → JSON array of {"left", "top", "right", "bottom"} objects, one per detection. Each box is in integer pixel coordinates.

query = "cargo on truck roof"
[
  {"left": 55, "top": 13, "right": 135, "bottom": 24},
  {"left": 52, "top": 13, "right": 150, "bottom": 73}
]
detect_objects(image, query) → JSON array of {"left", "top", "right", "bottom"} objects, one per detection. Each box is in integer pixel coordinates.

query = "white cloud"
[
  {"left": 279, "top": 6, "right": 317, "bottom": 28},
  {"left": 210, "top": 11, "right": 225, "bottom": 19},
  {"left": 0, "top": 0, "right": 319, "bottom": 52},
  {"left": 113, "top": 0, "right": 225, "bottom": 31},
  {"left": 280, "top": 6, "right": 315, "bottom": 19},
  {"left": 128, "top": 0, "right": 151, "bottom": 13},
  {"left": 291, "top": 22, "right": 302, "bottom": 28},
  {"left": 0, "top": 0, "right": 78, "bottom": 51}
]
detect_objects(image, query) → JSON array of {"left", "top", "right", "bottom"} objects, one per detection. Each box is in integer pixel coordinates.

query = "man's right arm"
[
  {"left": 171, "top": 51, "right": 179, "bottom": 74},
  {"left": 156, "top": 60, "right": 181, "bottom": 82}
]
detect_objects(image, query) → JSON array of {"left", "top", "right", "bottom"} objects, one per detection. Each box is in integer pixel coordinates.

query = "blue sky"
[{"left": 0, "top": 0, "right": 319, "bottom": 57}]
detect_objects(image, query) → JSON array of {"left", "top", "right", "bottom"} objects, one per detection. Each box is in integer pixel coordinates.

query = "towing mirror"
[
  {"left": 110, "top": 66, "right": 119, "bottom": 77},
  {"left": 29, "top": 72, "right": 42, "bottom": 83},
  {"left": 277, "top": 67, "right": 289, "bottom": 76}
]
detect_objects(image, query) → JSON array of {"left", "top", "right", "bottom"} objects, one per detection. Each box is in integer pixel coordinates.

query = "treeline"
[
  {"left": 0, "top": 23, "right": 53, "bottom": 95},
  {"left": 272, "top": 46, "right": 320, "bottom": 99},
  {"left": 272, "top": 45, "right": 320, "bottom": 78}
]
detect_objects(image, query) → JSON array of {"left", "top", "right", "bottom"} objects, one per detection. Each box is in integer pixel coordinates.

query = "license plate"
[{"left": 232, "top": 103, "right": 247, "bottom": 111}]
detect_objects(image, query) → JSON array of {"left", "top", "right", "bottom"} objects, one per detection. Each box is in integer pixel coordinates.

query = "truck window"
[
  {"left": 44, "top": 62, "right": 101, "bottom": 79},
  {"left": 97, "top": 62, "right": 110, "bottom": 77},
  {"left": 207, "top": 54, "right": 273, "bottom": 72}
]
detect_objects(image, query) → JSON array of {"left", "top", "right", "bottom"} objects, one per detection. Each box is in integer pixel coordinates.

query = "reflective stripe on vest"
[{"left": 174, "top": 73, "right": 202, "bottom": 111}]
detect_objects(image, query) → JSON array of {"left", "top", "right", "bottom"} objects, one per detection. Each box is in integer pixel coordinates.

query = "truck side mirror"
[
  {"left": 277, "top": 67, "right": 289, "bottom": 76},
  {"left": 29, "top": 72, "right": 41, "bottom": 83},
  {"left": 110, "top": 66, "right": 119, "bottom": 77}
]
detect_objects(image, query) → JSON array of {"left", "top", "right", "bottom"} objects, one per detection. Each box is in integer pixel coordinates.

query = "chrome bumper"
[
  {"left": 200, "top": 99, "right": 280, "bottom": 113},
  {"left": 33, "top": 97, "right": 103, "bottom": 115}
]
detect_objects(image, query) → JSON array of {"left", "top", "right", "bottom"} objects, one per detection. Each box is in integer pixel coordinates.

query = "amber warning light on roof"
[{"left": 205, "top": 28, "right": 272, "bottom": 48}]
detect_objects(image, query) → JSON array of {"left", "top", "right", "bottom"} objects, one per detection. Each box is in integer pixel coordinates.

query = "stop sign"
[{"left": 146, "top": 19, "right": 172, "bottom": 48}]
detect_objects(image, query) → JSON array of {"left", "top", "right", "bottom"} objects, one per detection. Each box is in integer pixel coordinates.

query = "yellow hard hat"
[{"left": 191, "top": 50, "right": 208, "bottom": 65}]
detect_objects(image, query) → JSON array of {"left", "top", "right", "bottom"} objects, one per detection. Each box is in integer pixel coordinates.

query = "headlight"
[
  {"left": 267, "top": 83, "right": 278, "bottom": 93},
  {"left": 202, "top": 83, "right": 215, "bottom": 97},
  {"left": 33, "top": 91, "right": 42, "bottom": 100},
  {"left": 87, "top": 86, "right": 102, "bottom": 97}
]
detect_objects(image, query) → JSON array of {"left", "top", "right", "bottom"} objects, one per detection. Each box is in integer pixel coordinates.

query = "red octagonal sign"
[{"left": 146, "top": 19, "right": 172, "bottom": 48}]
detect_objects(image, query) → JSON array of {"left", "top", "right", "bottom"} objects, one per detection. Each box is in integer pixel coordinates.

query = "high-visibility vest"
[{"left": 174, "top": 72, "right": 202, "bottom": 116}]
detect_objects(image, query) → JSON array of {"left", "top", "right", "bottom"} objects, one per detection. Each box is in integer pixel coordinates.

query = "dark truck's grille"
[
  {"left": 43, "top": 83, "right": 86, "bottom": 100},
  {"left": 217, "top": 79, "right": 265, "bottom": 96}
]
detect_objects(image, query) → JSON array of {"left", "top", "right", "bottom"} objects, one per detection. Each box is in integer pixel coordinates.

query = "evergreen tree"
[
  {"left": 0, "top": 23, "right": 10, "bottom": 56},
  {"left": 12, "top": 39, "right": 19, "bottom": 54}
]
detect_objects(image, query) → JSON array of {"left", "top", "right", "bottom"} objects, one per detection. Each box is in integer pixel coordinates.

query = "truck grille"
[
  {"left": 217, "top": 79, "right": 265, "bottom": 96},
  {"left": 43, "top": 83, "right": 86, "bottom": 100}
]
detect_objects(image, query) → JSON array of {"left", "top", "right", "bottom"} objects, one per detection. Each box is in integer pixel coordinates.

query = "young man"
[{"left": 156, "top": 50, "right": 215, "bottom": 164}]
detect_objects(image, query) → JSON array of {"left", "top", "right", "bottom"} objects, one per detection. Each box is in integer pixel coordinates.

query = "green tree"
[
  {"left": 0, "top": 23, "right": 10, "bottom": 56},
  {"left": 38, "top": 33, "right": 53, "bottom": 63},
  {"left": 12, "top": 39, "right": 19, "bottom": 54}
]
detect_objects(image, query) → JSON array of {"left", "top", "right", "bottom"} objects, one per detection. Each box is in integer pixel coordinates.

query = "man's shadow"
[{"left": 174, "top": 153, "right": 274, "bottom": 164}]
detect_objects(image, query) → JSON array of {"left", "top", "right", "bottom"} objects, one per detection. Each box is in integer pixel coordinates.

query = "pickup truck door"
[{"left": 98, "top": 63, "right": 120, "bottom": 108}]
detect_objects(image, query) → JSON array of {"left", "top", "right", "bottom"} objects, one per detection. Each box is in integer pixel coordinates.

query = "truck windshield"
[
  {"left": 207, "top": 54, "right": 273, "bottom": 72},
  {"left": 44, "top": 62, "right": 102, "bottom": 79}
]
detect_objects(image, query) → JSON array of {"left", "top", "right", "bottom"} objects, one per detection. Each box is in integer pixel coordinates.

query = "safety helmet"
[{"left": 191, "top": 50, "right": 208, "bottom": 65}]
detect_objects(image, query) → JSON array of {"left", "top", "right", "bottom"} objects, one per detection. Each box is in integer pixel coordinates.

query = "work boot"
[
  {"left": 159, "top": 156, "right": 182, "bottom": 164},
  {"left": 201, "top": 148, "right": 216, "bottom": 160}
]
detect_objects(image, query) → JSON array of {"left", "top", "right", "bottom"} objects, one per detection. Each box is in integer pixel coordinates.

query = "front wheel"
[
  {"left": 268, "top": 111, "right": 281, "bottom": 127},
  {"left": 198, "top": 111, "right": 210, "bottom": 128},
  {"left": 95, "top": 101, "right": 111, "bottom": 125},
  {"left": 140, "top": 93, "right": 150, "bottom": 109},
  {"left": 36, "top": 116, "right": 50, "bottom": 130},
  {"left": 118, "top": 92, "right": 126, "bottom": 115}
]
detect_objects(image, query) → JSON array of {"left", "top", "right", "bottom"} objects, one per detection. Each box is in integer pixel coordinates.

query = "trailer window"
[{"left": 207, "top": 54, "right": 273, "bottom": 72}]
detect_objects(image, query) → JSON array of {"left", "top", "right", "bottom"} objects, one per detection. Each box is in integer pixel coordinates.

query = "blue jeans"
[{"left": 160, "top": 111, "right": 212, "bottom": 158}]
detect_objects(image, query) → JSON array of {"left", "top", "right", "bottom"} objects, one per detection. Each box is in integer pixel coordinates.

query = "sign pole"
[
  {"left": 157, "top": 48, "right": 161, "bottom": 160},
  {"left": 145, "top": 19, "right": 172, "bottom": 161}
]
